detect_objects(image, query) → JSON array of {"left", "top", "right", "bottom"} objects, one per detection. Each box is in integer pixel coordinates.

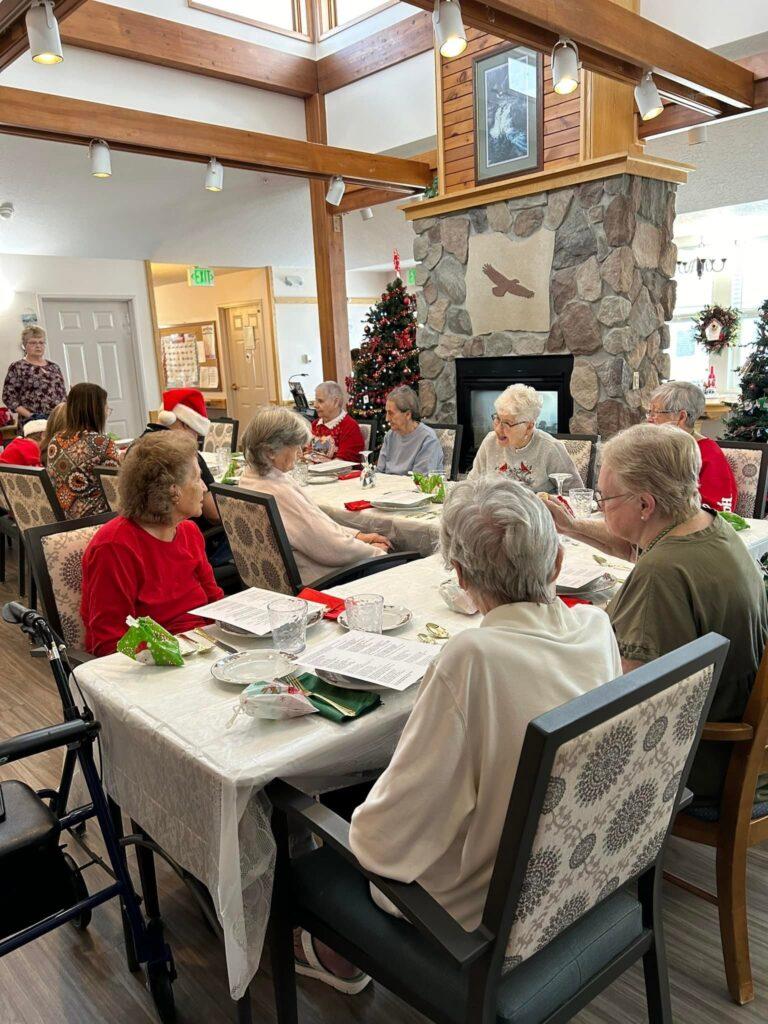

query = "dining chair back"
[
  {"left": 95, "top": 466, "right": 120, "bottom": 513},
  {"left": 203, "top": 418, "right": 239, "bottom": 454},
  {"left": 426, "top": 423, "right": 463, "bottom": 481},
  {"left": 717, "top": 440, "right": 768, "bottom": 518},
  {"left": 554, "top": 433, "right": 600, "bottom": 489}
]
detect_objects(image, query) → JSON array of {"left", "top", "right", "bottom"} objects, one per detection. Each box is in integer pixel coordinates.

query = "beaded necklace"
[{"left": 639, "top": 521, "right": 680, "bottom": 558}]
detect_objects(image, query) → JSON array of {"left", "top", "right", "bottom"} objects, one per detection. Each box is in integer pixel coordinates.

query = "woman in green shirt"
[{"left": 542, "top": 423, "right": 768, "bottom": 806}]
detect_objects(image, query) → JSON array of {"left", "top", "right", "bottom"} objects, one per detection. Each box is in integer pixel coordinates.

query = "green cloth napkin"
[
  {"left": 295, "top": 672, "right": 381, "bottom": 724},
  {"left": 718, "top": 510, "right": 750, "bottom": 532}
]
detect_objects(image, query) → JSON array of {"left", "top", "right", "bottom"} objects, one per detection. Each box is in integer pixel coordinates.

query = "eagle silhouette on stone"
[{"left": 482, "top": 263, "right": 535, "bottom": 299}]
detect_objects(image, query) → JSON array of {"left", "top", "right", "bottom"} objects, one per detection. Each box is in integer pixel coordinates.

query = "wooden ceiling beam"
[
  {"left": 0, "top": 0, "right": 87, "bottom": 71},
  {"left": 60, "top": 1, "right": 318, "bottom": 97},
  {"left": 316, "top": 10, "right": 433, "bottom": 93},
  {"left": 338, "top": 149, "right": 437, "bottom": 211},
  {"left": 0, "top": 85, "right": 434, "bottom": 189},
  {"left": 641, "top": 77, "right": 768, "bottom": 140}
]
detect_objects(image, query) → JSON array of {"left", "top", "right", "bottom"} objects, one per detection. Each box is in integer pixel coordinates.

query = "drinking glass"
[
  {"left": 360, "top": 450, "right": 376, "bottom": 489},
  {"left": 268, "top": 597, "right": 308, "bottom": 655},
  {"left": 549, "top": 472, "right": 572, "bottom": 497},
  {"left": 345, "top": 594, "right": 384, "bottom": 633},
  {"left": 293, "top": 460, "right": 309, "bottom": 486},
  {"left": 568, "top": 487, "right": 594, "bottom": 519},
  {"left": 216, "top": 445, "right": 231, "bottom": 476}
]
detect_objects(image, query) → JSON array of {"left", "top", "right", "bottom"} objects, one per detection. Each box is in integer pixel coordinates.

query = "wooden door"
[
  {"left": 42, "top": 298, "right": 143, "bottom": 438},
  {"left": 223, "top": 302, "right": 275, "bottom": 421}
]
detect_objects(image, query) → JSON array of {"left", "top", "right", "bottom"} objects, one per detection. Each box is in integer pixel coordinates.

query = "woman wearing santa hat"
[{"left": 0, "top": 417, "right": 48, "bottom": 467}]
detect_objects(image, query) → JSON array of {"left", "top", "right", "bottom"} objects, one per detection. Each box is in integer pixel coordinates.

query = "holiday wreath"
[{"left": 692, "top": 304, "right": 741, "bottom": 354}]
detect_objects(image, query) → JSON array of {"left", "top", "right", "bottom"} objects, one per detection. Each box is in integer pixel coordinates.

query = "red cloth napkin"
[
  {"left": 338, "top": 470, "right": 362, "bottom": 480},
  {"left": 297, "top": 588, "right": 346, "bottom": 620},
  {"left": 558, "top": 595, "right": 592, "bottom": 607},
  {"left": 344, "top": 499, "right": 373, "bottom": 511}
]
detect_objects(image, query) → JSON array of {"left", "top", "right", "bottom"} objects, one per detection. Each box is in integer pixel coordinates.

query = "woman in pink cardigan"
[{"left": 238, "top": 407, "right": 390, "bottom": 584}]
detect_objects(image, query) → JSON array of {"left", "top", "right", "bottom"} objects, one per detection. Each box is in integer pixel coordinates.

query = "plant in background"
[
  {"left": 692, "top": 304, "right": 741, "bottom": 354},
  {"left": 724, "top": 299, "right": 768, "bottom": 442}
]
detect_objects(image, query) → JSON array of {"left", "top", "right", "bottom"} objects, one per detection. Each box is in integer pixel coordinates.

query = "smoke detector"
[{"left": 0, "top": 203, "right": 14, "bottom": 220}]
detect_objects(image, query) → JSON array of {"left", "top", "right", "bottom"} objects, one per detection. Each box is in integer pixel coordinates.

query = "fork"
[{"left": 283, "top": 673, "right": 357, "bottom": 718}]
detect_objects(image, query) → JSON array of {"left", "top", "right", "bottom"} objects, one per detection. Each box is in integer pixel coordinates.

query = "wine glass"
[
  {"left": 549, "top": 472, "right": 572, "bottom": 497},
  {"left": 360, "top": 450, "right": 376, "bottom": 489}
]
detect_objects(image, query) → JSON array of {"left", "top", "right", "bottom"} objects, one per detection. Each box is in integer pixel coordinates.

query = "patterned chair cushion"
[
  {"left": 503, "top": 665, "right": 713, "bottom": 972},
  {"left": 359, "top": 422, "right": 372, "bottom": 450},
  {"left": 0, "top": 471, "right": 58, "bottom": 532},
  {"left": 560, "top": 439, "right": 593, "bottom": 487},
  {"left": 216, "top": 493, "right": 294, "bottom": 594},
  {"left": 432, "top": 429, "right": 457, "bottom": 478},
  {"left": 40, "top": 523, "right": 104, "bottom": 648},
  {"left": 98, "top": 473, "right": 120, "bottom": 512},
  {"left": 203, "top": 421, "right": 235, "bottom": 453},
  {"left": 721, "top": 448, "right": 764, "bottom": 518}
]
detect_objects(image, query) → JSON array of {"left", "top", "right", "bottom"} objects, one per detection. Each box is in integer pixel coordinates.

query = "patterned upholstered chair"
[
  {"left": 426, "top": 423, "right": 464, "bottom": 481},
  {"left": 202, "top": 417, "right": 239, "bottom": 454},
  {"left": 718, "top": 441, "right": 768, "bottom": 518},
  {"left": 95, "top": 466, "right": 120, "bottom": 513},
  {"left": 0, "top": 466, "right": 64, "bottom": 603},
  {"left": 268, "top": 634, "right": 728, "bottom": 1024},
  {"left": 357, "top": 416, "right": 380, "bottom": 455},
  {"left": 554, "top": 433, "right": 600, "bottom": 489},
  {"left": 211, "top": 484, "right": 421, "bottom": 594},
  {"left": 25, "top": 513, "right": 114, "bottom": 664}
]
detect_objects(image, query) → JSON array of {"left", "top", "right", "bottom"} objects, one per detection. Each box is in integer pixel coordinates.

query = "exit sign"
[
  {"left": 187, "top": 266, "right": 215, "bottom": 287},
  {"left": 406, "top": 267, "right": 417, "bottom": 286}
]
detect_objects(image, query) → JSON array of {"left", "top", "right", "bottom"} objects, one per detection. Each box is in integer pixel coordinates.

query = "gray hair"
[
  {"left": 242, "top": 406, "right": 310, "bottom": 476},
  {"left": 601, "top": 423, "right": 702, "bottom": 521},
  {"left": 316, "top": 380, "right": 346, "bottom": 407},
  {"left": 440, "top": 476, "right": 559, "bottom": 604},
  {"left": 650, "top": 380, "right": 705, "bottom": 429},
  {"left": 387, "top": 385, "right": 421, "bottom": 422},
  {"left": 495, "top": 383, "right": 543, "bottom": 423}
]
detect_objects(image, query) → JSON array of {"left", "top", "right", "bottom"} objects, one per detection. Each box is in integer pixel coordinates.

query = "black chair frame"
[
  {"left": 268, "top": 634, "right": 729, "bottom": 1024},
  {"left": 718, "top": 440, "right": 768, "bottom": 518},
  {"left": 0, "top": 465, "right": 65, "bottom": 605},
  {"left": 426, "top": 422, "right": 464, "bottom": 481},
  {"left": 554, "top": 432, "right": 600, "bottom": 489},
  {"left": 211, "top": 483, "right": 422, "bottom": 594},
  {"left": 204, "top": 416, "right": 239, "bottom": 452},
  {"left": 94, "top": 464, "right": 118, "bottom": 503}
]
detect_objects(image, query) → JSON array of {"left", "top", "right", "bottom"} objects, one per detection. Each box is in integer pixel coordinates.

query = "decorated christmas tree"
[
  {"left": 724, "top": 299, "right": 768, "bottom": 442},
  {"left": 346, "top": 253, "right": 420, "bottom": 444}
]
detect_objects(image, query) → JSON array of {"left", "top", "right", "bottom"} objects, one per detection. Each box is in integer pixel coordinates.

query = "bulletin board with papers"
[{"left": 159, "top": 320, "right": 221, "bottom": 391}]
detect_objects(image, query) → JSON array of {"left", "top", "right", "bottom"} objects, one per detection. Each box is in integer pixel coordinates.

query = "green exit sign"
[
  {"left": 187, "top": 266, "right": 215, "bottom": 287},
  {"left": 407, "top": 267, "right": 417, "bottom": 286}
]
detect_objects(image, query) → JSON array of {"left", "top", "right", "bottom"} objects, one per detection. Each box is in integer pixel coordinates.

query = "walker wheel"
[
  {"left": 147, "top": 960, "right": 176, "bottom": 1024},
  {"left": 62, "top": 852, "right": 91, "bottom": 931}
]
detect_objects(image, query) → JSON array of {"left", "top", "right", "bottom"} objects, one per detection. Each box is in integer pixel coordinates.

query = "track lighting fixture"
[
  {"left": 26, "top": 0, "right": 63, "bottom": 64},
  {"left": 552, "top": 38, "right": 579, "bottom": 95},
  {"left": 360, "top": 207, "right": 374, "bottom": 221},
  {"left": 204, "top": 157, "right": 224, "bottom": 192},
  {"left": 88, "top": 139, "right": 111, "bottom": 178},
  {"left": 634, "top": 71, "right": 664, "bottom": 122},
  {"left": 433, "top": 0, "right": 466, "bottom": 60},
  {"left": 326, "top": 175, "right": 345, "bottom": 206}
]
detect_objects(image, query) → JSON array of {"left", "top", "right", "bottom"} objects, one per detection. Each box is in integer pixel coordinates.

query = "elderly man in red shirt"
[{"left": 310, "top": 381, "right": 364, "bottom": 463}]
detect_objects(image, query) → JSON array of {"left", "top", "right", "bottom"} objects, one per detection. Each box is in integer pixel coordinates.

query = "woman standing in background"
[{"left": 2, "top": 326, "right": 67, "bottom": 426}]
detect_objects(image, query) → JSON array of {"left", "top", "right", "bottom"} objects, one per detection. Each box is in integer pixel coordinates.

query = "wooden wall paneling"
[
  {"left": 305, "top": 94, "right": 351, "bottom": 384},
  {"left": 583, "top": 0, "right": 640, "bottom": 159}
]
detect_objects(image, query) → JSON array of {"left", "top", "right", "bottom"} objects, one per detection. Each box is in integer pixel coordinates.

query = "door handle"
[{"left": 231, "top": 383, "right": 240, "bottom": 390}]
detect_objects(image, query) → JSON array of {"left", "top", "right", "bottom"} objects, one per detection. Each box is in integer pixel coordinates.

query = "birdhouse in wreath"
[{"left": 705, "top": 317, "right": 724, "bottom": 343}]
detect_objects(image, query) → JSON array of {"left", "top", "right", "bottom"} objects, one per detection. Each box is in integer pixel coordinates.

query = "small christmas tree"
[
  {"left": 724, "top": 299, "right": 768, "bottom": 442},
  {"left": 346, "top": 264, "right": 420, "bottom": 445}
]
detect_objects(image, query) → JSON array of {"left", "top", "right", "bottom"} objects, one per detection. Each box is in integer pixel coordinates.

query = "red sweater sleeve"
[
  {"left": 185, "top": 521, "right": 224, "bottom": 603},
  {"left": 697, "top": 438, "right": 739, "bottom": 513},
  {"left": 335, "top": 417, "right": 364, "bottom": 462},
  {"left": 81, "top": 539, "right": 143, "bottom": 657}
]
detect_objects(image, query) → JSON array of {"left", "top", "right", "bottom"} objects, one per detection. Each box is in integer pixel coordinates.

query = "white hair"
[
  {"left": 316, "top": 380, "right": 346, "bottom": 407},
  {"left": 601, "top": 423, "right": 702, "bottom": 521},
  {"left": 440, "top": 476, "right": 559, "bottom": 604},
  {"left": 242, "top": 406, "right": 310, "bottom": 476},
  {"left": 495, "top": 383, "right": 543, "bottom": 423},
  {"left": 651, "top": 381, "right": 705, "bottom": 429},
  {"left": 387, "top": 385, "right": 421, "bottom": 421}
]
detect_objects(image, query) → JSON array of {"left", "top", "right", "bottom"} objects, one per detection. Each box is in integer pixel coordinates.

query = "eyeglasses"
[
  {"left": 594, "top": 489, "right": 634, "bottom": 510},
  {"left": 491, "top": 413, "right": 529, "bottom": 430},
  {"left": 645, "top": 409, "right": 674, "bottom": 420}
]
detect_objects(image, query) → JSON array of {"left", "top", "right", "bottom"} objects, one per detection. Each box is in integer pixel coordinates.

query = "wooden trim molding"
[
  {"left": 0, "top": 0, "right": 87, "bottom": 71},
  {"left": 188, "top": 0, "right": 311, "bottom": 42},
  {"left": 402, "top": 152, "right": 691, "bottom": 220},
  {"left": 61, "top": 1, "right": 318, "bottom": 97},
  {"left": 0, "top": 86, "right": 434, "bottom": 190}
]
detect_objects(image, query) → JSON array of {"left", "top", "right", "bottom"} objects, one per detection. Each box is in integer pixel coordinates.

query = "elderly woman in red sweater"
[
  {"left": 310, "top": 381, "right": 364, "bottom": 462},
  {"left": 646, "top": 381, "right": 738, "bottom": 513},
  {"left": 81, "top": 431, "right": 223, "bottom": 656}
]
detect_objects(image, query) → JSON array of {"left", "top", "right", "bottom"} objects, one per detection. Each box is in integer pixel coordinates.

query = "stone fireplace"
[{"left": 412, "top": 170, "right": 678, "bottom": 441}]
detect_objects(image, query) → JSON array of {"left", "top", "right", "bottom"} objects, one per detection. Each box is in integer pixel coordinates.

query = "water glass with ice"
[
  {"left": 568, "top": 488, "right": 594, "bottom": 519},
  {"left": 268, "top": 597, "right": 308, "bottom": 654},
  {"left": 345, "top": 594, "right": 384, "bottom": 633}
]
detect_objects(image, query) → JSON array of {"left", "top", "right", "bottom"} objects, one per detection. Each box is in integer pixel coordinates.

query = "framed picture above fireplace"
[{"left": 473, "top": 43, "right": 543, "bottom": 184}]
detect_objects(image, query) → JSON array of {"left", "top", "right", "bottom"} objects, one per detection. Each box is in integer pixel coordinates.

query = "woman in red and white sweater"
[
  {"left": 81, "top": 431, "right": 223, "bottom": 656},
  {"left": 310, "top": 381, "right": 364, "bottom": 463},
  {"left": 647, "top": 382, "right": 738, "bottom": 513}
]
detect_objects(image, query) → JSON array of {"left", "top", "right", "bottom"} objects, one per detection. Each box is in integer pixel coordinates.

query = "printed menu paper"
[
  {"left": 297, "top": 630, "right": 439, "bottom": 691},
  {"left": 555, "top": 565, "right": 612, "bottom": 593},
  {"left": 307, "top": 459, "right": 358, "bottom": 474},
  {"left": 191, "top": 588, "right": 326, "bottom": 637}
]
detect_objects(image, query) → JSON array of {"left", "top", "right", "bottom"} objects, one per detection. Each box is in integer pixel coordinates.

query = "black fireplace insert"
[{"left": 455, "top": 355, "right": 574, "bottom": 471}]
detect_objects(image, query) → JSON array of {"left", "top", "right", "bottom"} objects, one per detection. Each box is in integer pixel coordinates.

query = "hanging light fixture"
[
  {"left": 552, "top": 38, "right": 579, "bottom": 95},
  {"left": 88, "top": 139, "right": 111, "bottom": 178},
  {"left": 360, "top": 207, "right": 374, "bottom": 221},
  {"left": 634, "top": 71, "right": 663, "bottom": 121},
  {"left": 204, "top": 157, "right": 224, "bottom": 192},
  {"left": 326, "top": 175, "right": 345, "bottom": 206},
  {"left": 433, "top": 0, "right": 466, "bottom": 60},
  {"left": 26, "top": 0, "right": 63, "bottom": 64}
]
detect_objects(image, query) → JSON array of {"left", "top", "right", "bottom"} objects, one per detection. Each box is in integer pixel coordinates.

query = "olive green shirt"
[{"left": 608, "top": 513, "right": 768, "bottom": 805}]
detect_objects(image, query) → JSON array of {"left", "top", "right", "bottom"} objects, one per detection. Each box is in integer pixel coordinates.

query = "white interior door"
[
  {"left": 42, "top": 298, "right": 143, "bottom": 438},
  {"left": 224, "top": 302, "right": 276, "bottom": 422}
]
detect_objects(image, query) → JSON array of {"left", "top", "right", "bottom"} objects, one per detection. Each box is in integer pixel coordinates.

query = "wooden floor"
[{"left": 0, "top": 552, "right": 766, "bottom": 1024}]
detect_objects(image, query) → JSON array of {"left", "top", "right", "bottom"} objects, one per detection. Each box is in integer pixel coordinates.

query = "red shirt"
[
  {"left": 0, "top": 436, "right": 42, "bottom": 467},
  {"left": 698, "top": 437, "right": 738, "bottom": 513},
  {"left": 81, "top": 516, "right": 224, "bottom": 657},
  {"left": 311, "top": 413, "right": 364, "bottom": 462}
]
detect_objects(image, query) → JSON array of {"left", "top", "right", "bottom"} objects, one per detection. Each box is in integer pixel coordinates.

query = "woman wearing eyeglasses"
[
  {"left": 2, "top": 326, "right": 67, "bottom": 427},
  {"left": 542, "top": 423, "right": 768, "bottom": 808},
  {"left": 467, "top": 383, "right": 582, "bottom": 492}
]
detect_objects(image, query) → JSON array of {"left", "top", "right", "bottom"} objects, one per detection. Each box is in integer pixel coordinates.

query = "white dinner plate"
[
  {"left": 306, "top": 473, "right": 340, "bottom": 485},
  {"left": 336, "top": 604, "right": 412, "bottom": 632},
  {"left": 211, "top": 651, "right": 292, "bottom": 686},
  {"left": 315, "top": 669, "right": 384, "bottom": 693},
  {"left": 217, "top": 605, "right": 324, "bottom": 638},
  {"left": 370, "top": 492, "right": 431, "bottom": 510}
]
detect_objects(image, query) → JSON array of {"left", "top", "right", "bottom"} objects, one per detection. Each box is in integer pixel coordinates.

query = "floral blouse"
[
  {"left": 2, "top": 359, "right": 67, "bottom": 423},
  {"left": 47, "top": 431, "right": 120, "bottom": 520}
]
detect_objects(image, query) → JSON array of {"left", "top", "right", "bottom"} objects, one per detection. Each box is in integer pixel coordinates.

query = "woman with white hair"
[
  {"left": 239, "top": 406, "right": 390, "bottom": 584},
  {"left": 542, "top": 423, "right": 768, "bottom": 807},
  {"left": 377, "top": 385, "right": 444, "bottom": 475},
  {"left": 468, "top": 383, "right": 582, "bottom": 492},
  {"left": 647, "top": 380, "right": 737, "bottom": 512},
  {"left": 310, "top": 380, "right": 364, "bottom": 462}
]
